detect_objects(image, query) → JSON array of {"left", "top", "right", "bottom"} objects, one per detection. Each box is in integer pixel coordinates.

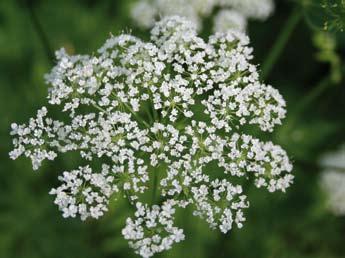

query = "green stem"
[
  {"left": 291, "top": 76, "right": 331, "bottom": 117},
  {"left": 287, "top": 76, "right": 333, "bottom": 130},
  {"left": 152, "top": 168, "right": 158, "bottom": 204},
  {"left": 261, "top": 8, "right": 302, "bottom": 80},
  {"left": 123, "top": 102, "right": 151, "bottom": 128},
  {"left": 278, "top": 74, "right": 336, "bottom": 138},
  {"left": 110, "top": 93, "right": 151, "bottom": 128},
  {"left": 26, "top": 2, "right": 55, "bottom": 63},
  {"left": 92, "top": 103, "right": 107, "bottom": 113}
]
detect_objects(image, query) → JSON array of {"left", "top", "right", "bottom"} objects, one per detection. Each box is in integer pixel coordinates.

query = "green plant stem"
[
  {"left": 261, "top": 8, "right": 302, "bottom": 80},
  {"left": 278, "top": 72, "right": 339, "bottom": 142},
  {"left": 152, "top": 168, "right": 158, "bottom": 204},
  {"left": 92, "top": 103, "right": 107, "bottom": 113},
  {"left": 291, "top": 76, "right": 331, "bottom": 116},
  {"left": 26, "top": 2, "right": 55, "bottom": 63},
  {"left": 122, "top": 102, "right": 151, "bottom": 128},
  {"left": 286, "top": 75, "right": 333, "bottom": 131}
]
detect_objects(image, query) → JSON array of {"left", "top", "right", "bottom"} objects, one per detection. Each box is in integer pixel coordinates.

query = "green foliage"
[
  {"left": 313, "top": 31, "right": 342, "bottom": 83},
  {"left": 0, "top": 1, "right": 344, "bottom": 258},
  {"left": 322, "top": 0, "right": 345, "bottom": 32},
  {"left": 301, "top": 0, "right": 345, "bottom": 32}
]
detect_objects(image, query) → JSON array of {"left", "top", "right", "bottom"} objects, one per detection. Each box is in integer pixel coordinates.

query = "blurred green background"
[{"left": 0, "top": 0, "right": 344, "bottom": 258}]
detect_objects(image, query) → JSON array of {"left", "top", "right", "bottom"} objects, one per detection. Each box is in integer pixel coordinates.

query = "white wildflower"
[
  {"left": 131, "top": 0, "right": 215, "bottom": 29},
  {"left": 213, "top": 10, "right": 247, "bottom": 33},
  {"left": 131, "top": 1, "right": 157, "bottom": 29},
  {"left": 122, "top": 200, "right": 184, "bottom": 258},
  {"left": 219, "top": 0, "right": 274, "bottom": 20},
  {"left": 320, "top": 144, "right": 345, "bottom": 216},
  {"left": 10, "top": 16, "right": 292, "bottom": 257},
  {"left": 131, "top": 0, "right": 274, "bottom": 31},
  {"left": 49, "top": 165, "right": 118, "bottom": 220}
]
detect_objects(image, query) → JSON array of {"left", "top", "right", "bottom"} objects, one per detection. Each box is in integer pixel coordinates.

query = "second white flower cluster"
[{"left": 131, "top": 0, "right": 274, "bottom": 32}]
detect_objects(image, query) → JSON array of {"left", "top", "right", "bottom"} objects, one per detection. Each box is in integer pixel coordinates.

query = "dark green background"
[{"left": 0, "top": 0, "right": 344, "bottom": 258}]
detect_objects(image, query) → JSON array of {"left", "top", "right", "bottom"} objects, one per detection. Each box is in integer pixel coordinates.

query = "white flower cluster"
[
  {"left": 122, "top": 200, "right": 185, "bottom": 258},
  {"left": 49, "top": 165, "right": 118, "bottom": 220},
  {"left": 218, "top": 0, "right": 274, "bottom": 20},
  {"left": 213, "top": 10, "right": 247, "bottom": 33},
  {"left": 131, "top": 0, "right": 274, "bottom": 31},
  {"left": 10, "top": 16, "right": 292, "bottom": 257},
  {"left": 319, "top": 144, "right": 345, "bottom": 216}
]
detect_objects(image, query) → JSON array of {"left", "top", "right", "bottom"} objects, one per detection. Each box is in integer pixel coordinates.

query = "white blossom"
[
  {"left": 10, "top": 16, "right": 292, "bottom": 257},
  {"left": 49, "top": 165, "right": 118, "bottom": 220},
  {"left": 131, "top": 0, "right": 274, "bottom": 31},
  {"left": 122, "top": 200, "right": 184, "bottom": 258},
  {"left": 219, "top": 0, "right": 274, "bottom": 20},
  {"left": 213, "top": 10, "right": 247, "bottom": 33},
  {"left": 131, "top": 0, "right": 214, "bottom": 29},
  {"left": 320, "top": 144, "right": 345, "bottom": 216}
]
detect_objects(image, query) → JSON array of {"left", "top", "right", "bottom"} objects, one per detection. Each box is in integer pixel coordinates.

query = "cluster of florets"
[
  {"left": 122, "top": 200, "right": 185, "bottom": 257},
  {"left": 213, "top": 10, "right": 248, "bottom": 33},
  {"left": 9, "top": 16, "right": 292, "bottom": 257},
  {"left": 218, "top": 0, "right": 274, "bottom": 20},
  {"left": 319, "top": 144, "right": 345, "bottom": 216},
  {"left": 131, "top": 0, "right": 274, "bottom": 31}
]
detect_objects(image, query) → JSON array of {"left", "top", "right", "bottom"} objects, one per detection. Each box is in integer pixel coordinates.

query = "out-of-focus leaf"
[
  {"left": 313, "top": 31, "right": 342, "bottom": 83},
  {"left": 301, "top": 0, "right": 345, "bottom": 32}
]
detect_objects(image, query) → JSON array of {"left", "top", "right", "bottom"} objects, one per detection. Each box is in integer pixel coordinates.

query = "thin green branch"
[
  {"left": 291, "top": 76, "right": 332, "bottom": 117},
  {"left": 26, "top": 2, "right": 55, "bottom": 63},
  {"left": 152, "top": 168, "right": 158, "bottom": 204},
  {"left": 280, "top": 75, "right": 334, "bottom": 135},
  {"left": 122, "top": 102, "right": 151, "bottom": 128},
  {"left": 261, "top": 8, "right": 302, "bottom": 80}
]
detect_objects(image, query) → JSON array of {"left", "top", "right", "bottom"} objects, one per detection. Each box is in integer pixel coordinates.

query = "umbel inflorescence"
[
  {"left": 319, "top": 144, "right": 345, "bottom": 216},
  {"left": 10, "top": 16, "right": 293, "bottom": 258},
  {"left": 131, "top": 0, "right": 274, "bottom": 31}
]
